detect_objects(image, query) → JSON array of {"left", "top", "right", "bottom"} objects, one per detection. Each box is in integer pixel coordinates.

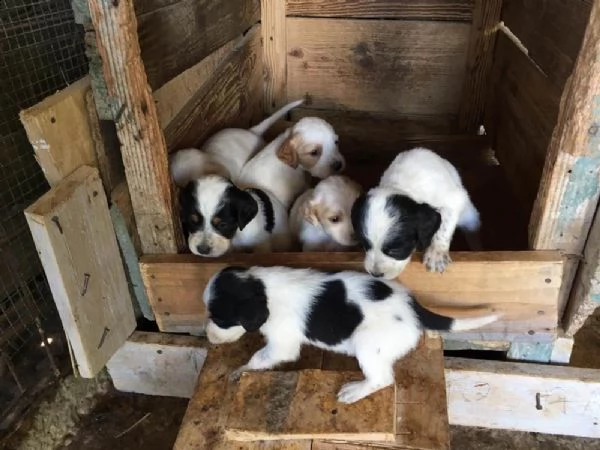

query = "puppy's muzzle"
[
  {"left": 330, "top": 160, "right": 344, "bottom": 172},
  {"left": 368, "top": 270, "right": 384, "bottom": 278}
]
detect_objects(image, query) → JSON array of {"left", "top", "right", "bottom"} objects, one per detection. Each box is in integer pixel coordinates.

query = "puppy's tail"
[
  {"left": 250, "top": 99, "right": 304, "bottom": 136},
  {"left": 410, "top": 298, "right": 500, "bottom": 332}
]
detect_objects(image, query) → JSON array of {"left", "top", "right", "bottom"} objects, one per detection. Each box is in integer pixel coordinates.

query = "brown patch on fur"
[
  {"left": 204, "top": 160, "right": 229, "bottom": 178},
  {"left": 301, "top": 200, "right": 320, "bottom": 226},
  {"left": 276, "top": 134, "right": 300, "bottom": 168}
]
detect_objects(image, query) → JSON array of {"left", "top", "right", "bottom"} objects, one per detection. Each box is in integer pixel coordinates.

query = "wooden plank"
[
  {"left": 286, "top": 0, "right": 473, "bottom": 20},
  {"left": 485, "top": 34, "right": 561, "bottom": 218},
  {"left": 164, "top": 25, "right": 263, "bottom": 151},
  {"left": 458, "top": 0, "right": 501, "bottom": 132},
  {"left": 446, "top": 357, "right": 600, "bottom": 438},
  {"left": 19, "top": 76, "right": 98, "bottom": 187},
  {"left": 502, "top": 0, "right": 592, "bottom": 89},
  {"left": 225, "top": 370, "right": 395, "bottom": 442},
  {"left": 134, "top": 0, "right": 260, "bottom": 90},
  {"left": 286, "top": 18, "right": 470, "bottom": 116},
  {"left": 530, "top": 1, "right": 600, "bottom": 321},
  {"left": 106, "top": 331, "right": 207, "bottom": 398},
  {"left": 154, "top": 39, "right": 237, "bottom": 129},
  {"left": 140, "top": 251, "right": 562, "bottom": 341},
  {"left": 88, "top": 0, "right": 181, "bottom": 254},
  {"left": 262, "top": 0, "right": 287, "bottom": 112},
  {"left": 24, "top": 166, "right": 135, "bottom": 378}
]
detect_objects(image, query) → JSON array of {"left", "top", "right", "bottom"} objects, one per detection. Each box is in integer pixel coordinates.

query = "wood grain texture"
[
  {"left": 88, "top": 0, "right": 181, "bottom": 254},
  {"left": 262, "top": 0, "right": 287, "bottom": 112},
  {"left": 134, "top": 0, "right": 260, "bottom": 90},
  {"left": 225, "top": 370, "right": 395, "bottom": 442},
  {"left": 458, "top": 0, "right": 501, "bottom": 132},
  {"left": 286, "top": 0, "right": 473, "bottom": 20},
  {"left": 19, "top": 76, "right": 98, "bottom": 186},
  {"left": 529, "top": 1, "right": 600, "bottom": 320},
  {"left": 485, "top": 34, "right": 561, "bottom": 219},
  {"left": 502, "top": 0, "right": 592, "bottom": 89},
  {"left": 446, "top": 357, "right": 600, "bottom": 438},
  {"left": 140, "top": 251, "right": 562, "bottom": 342},
  {"left": 286, "top": 18, "right": 470, "bottom": 116},
  {"left": 164, "top": 25, "right": 263, "bottom": 151},
  {"left": 24, "top": 166, "right": 135, "bottom": 378}
]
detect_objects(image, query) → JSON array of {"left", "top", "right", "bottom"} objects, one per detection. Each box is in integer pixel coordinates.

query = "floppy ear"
[
  {"left": 416, "top": 203, "right": 442, "bottom": 250},
  {"left": 230, "top": 187, "right": 258, "bottom": 231},
  {"left": 302, "top": 196, "right": 321, "bottom": 226},
  {"left": 351, "top": 193, "right": 367, "bottom": 238},
  {"left": 237, "top": 278, "right": 270, "bottom": 332},
  {"left": 276, "top": 133, "right": 300, "bottom": 168}
]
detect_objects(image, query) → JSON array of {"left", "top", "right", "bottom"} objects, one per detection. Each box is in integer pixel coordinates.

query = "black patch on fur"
[
  {"left": 212, "top": 186, "right": 258, "bottom": 238},
  {"left": 208, "top": 267, "right": 269, "bottom": 332},
  {"left": 394, "top": 315, "right": 403, "bottom": 322},
  {"left": 247, "top": 188, "right": 275, "bottom": 233},
  {"left": 351, "top": 193, "right": 371, "bottom": 251},
  {"left": 409, "top": 295, "right": 453, "bottom": 331},
  {"left": 366, "top": 280, "right": 393, "bottom": 301},
  {"left": 305, "top": 279, "right": 363, "bottom": 346},
  {"left": 178, "top": 181, "right": 204, "bottom": 238}
]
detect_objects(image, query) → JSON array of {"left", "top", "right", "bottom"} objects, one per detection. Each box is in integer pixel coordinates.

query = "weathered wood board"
[
  {"left": 261, "top": 0, "right": 287, "bottom": 112},
  {"left": 19, "top": 76, "right": 98, "bottom": 187},
  {"left": 107, "top": 331, "right": 207, "bottom": 398},
  {"left": 286, "top": 18, "right": 470, "bottom": 116},
  {"left": 225, "top": 370, "right": 395, "bottom": 442},
  {"left": 140, "top": 252, "right": 562, "bottom": 341},
  {"left": 25, "top": 166, "right": 135, "bottom": 378}
]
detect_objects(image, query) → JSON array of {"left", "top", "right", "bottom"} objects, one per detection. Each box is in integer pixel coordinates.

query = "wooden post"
[
  {"left": 87, "top": 0, "right": 182, "bottom": 254},
  {"left": 261, "top": 0, "right": 287, "bottom": 112}
]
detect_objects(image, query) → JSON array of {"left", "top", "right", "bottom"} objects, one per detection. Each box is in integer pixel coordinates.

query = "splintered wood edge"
[{"left": 224, "top": 430, "right": 396, "bottom": 443}]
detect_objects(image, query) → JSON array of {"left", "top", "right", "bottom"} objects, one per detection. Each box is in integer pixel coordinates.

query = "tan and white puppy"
[
  {"left": 169, "top": 99, "right": 304, "bottom": 187},
  {"left": 237, "top": 117, "right": 346, "bottom": 209},
  {"left": 290, "top": 176, "right": 362, "bottom": 251}
]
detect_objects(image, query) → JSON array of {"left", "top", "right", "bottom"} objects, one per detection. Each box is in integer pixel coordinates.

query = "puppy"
[
  {"left": 180, "top": 176, "right": 291, "bottom": 256},
  {"left": 238, "top": 117, "right": 346, "bottom": 209},
  {"left": 169, "top": 99, "right": 304, "bottom": 187},
  {"left": 289, "top": 176, "right": 362, "bottom": 251},
  {"left": 204, "top": 266, "right": 498, "bottom": 404},
  {"left": 352, "top": 147, "right": 480, "bottom": 278}
]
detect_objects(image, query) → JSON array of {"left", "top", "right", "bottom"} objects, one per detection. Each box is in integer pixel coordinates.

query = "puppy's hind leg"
[
  {"left": 458, "top": 200, "right": 482, "bottom": 251},
  {"left": 337, "top": 349, "right": 395, "bottom": 404},
  {"left": 230, "top": 341, "right": 302, "bottom": 382}
]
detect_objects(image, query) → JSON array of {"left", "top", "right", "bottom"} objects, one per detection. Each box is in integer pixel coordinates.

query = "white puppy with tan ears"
[
  {"left": 169, "top": 99, "right": 304, "bottom": 188},
  {"left": 238, "top": 117, "right": 346, "bottom": 209},
  {"left": 290, "top": 176, "right": 362, "bottom": 251},
  {"left": 352, "top": 147, "right": 481, "bottom": 279}
]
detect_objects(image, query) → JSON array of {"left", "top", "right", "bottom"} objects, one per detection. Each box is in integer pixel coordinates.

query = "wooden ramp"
[{"left": 173, "top": 335, "right": 449, "bottom": 450}]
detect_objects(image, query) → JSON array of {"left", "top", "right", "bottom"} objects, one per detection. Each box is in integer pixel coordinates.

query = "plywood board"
[
  {"left": 107, "top": 331, "right": 207, "bottom": 398},
  {"left": 25, "top": 166, "right": 135, "bottom": 378},
  {"left": 19, "top": 76, "right": 98, "bottom": 186},
  {"left": 140, "top": 251, "right": 562, "bottom": 341},
  {"left": 286, "top": 18, "right": 470, "bottom": 116},
  {"left": 225, "top": 370, "right": 395, "bottom": 442}
]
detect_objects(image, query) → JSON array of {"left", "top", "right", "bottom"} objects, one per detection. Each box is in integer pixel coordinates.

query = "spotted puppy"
[
  {"left": 289, "top": 176, "right": 362, "bottom": 251},
  {"left": 352, "top": 147, "right": 481, "bottom": 278},
  {"left": 204, "top": 266, "right": 498, "bottom": 404},
  {"left": 180, "top": 176, "right": 291, "bottom": 256}
]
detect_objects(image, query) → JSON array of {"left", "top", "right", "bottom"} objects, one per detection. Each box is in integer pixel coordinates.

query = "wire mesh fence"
[{"left": 0, "top": 0, "right": 88, "bottom": 363}]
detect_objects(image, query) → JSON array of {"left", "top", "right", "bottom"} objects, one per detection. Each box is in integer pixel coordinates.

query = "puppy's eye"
[
  {"left": 190, "top": 214, "right": 200, "bottom": 223},
  {"left": 329, "top": 216, "right": 341, "bottom": 223},
  {"left": 211, "top": 217, "right": 222, "bottom": 227},
  {"left": 310, "top": 149, "right": 319, "bottom": 156}
]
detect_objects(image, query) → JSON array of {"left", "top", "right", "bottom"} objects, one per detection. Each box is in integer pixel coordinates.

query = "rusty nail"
[
  {"left": 535, "top": 393, "right": 543, "bottom": 410},
  {"left": 97, "top": 327, "right": 110, "bottom": 349},
  {"left": 81, "top": 273, "right": 91, "bottom": 296}
]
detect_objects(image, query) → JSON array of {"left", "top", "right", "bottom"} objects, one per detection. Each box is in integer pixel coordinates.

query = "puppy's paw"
[
  {"left": 229, "top": 367, "right": 245, "bottom": 383},
  {"left": 423, "top": 247, "right": 451, "bottom": 273},
  {"left": 337, "top": 381, "right": 370, "bottom": 404}
]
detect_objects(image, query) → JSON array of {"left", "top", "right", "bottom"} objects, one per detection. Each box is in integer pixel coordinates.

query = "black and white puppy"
[
  {"left": 203, "top": 266, "right": 498, "bottom": 404},
  {"left": 180, "top": 176, "right": 291, "bottom": 256},
  {"left": 352, "top": 147, "right": 481, "bottom": 278}
]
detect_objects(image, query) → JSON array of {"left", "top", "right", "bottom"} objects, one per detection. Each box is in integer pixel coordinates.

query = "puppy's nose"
[
  {"left": 196, "top": 244, "right": 211, "bottom": 255},
  {"left": 369, "top": 270, "right": 384, "bottom": 278},
  {"left": 331, "top": 160, "right": 343, "bottom": 172}
]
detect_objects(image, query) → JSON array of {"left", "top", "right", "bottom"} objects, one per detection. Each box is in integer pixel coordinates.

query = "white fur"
[
  {"left": 238, "top": 117, "right": 346, "bottom": 209},
  {"left": 365, "top": 147, "right": 480, "bottom": 278},
  {"left": 290, "top": 176, "right": 362, "bottom": 251},
  {"left": 204, "top": 267, "right": 498, "bottom": 404}
]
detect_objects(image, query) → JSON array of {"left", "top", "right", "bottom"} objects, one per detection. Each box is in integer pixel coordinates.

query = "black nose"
[
  {"left": 196, "top": 244, "right": 211, "bottom": 255},
  {"left": 369, "top": 271, "right": 384, "bottom": 278},
  {"left": 331, "top": 160, "right": 343, "bottom": 172}
]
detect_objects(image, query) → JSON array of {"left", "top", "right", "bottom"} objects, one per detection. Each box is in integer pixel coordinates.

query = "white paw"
[
  {"left": 336, "top": 381, "right": 370, "bottom": 404},
  {"left": 423, "top": 247, "right": 451, "bottom": 273}
]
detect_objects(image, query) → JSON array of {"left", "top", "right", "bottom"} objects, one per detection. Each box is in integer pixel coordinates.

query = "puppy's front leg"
[
  {"left": 229, "top": 342, "right": 301, "bottom": 382},
  {"left": 424, "top": 207, "right": 459, "bottom": 273}
]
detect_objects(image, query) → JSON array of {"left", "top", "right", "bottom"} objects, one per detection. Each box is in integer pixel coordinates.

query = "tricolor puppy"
[
  {"left": 238, "top": 117, "right": 346, "bottom": 209},
  {"left": 289, "top": 176, "right": 363, "bottom": 251},
  {"left": 180, "top": 176, "right": 291, "bottom": 256},
  {"left": 169, "top": 99, "right": 304, "bottom": 187},
  {"left": 203, "top": 266, "right": 498, "bottom": 404},
  {"left": 352, "top": 147, "right": 481, "bottom": 278}
]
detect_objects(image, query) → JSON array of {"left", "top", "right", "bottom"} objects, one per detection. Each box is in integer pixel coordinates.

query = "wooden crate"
[{"left": 79, "top": 0, "right": 600, "bottom": 361}]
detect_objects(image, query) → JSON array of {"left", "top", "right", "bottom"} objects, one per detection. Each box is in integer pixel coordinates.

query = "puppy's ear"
[
  {"left": 416, "top": 203, "right": 442, "bottom": 250},
  {"left": 351, "top": 193, "right": 367, "bottom": 238},
  {"left": 277, "top": 133, "right": 300, "bottom": 168},
  {"left": 230, "top": 187, "right": 258, "bottom": 231},
  {"left": 237, "top": 277, "right": 270, "bottom": 332},
  {"left": 302, "top": 196, "right": 321, "bottom": 226}
]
